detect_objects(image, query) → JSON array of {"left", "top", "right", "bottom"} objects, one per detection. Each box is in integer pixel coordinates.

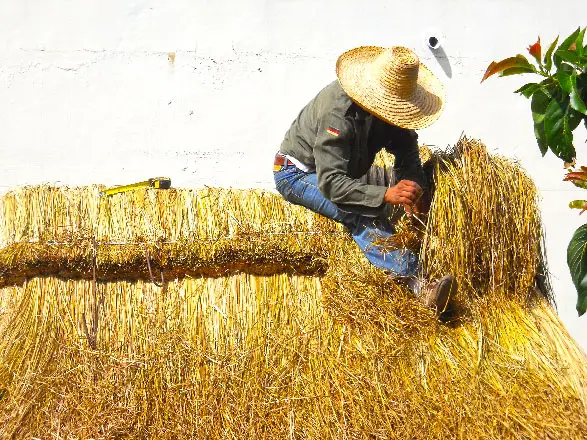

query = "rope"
[{"left": 145, "top": 247, "right": 165, "bottom": 288}]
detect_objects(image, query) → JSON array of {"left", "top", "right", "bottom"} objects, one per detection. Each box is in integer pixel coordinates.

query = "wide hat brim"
[{"left": 336, "top": 46, "right": 445, "bottom": 130}]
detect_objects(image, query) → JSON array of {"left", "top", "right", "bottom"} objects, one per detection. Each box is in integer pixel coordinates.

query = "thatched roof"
[{"left": 0, "top": 138, "right": 585, "bottom": 439}]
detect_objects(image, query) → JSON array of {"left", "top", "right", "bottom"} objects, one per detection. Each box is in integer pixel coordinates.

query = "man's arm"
[{"left": 388, "top": 129, "right": 430, "bottom": 214}]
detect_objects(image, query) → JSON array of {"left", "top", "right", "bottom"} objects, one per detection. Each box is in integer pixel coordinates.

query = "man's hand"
[{"left": 384, "top": 180, "right": 423, "bottom": 212}]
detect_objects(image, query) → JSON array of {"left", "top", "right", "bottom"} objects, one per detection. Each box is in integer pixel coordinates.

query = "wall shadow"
[{"left": 429, "top": 45, "right": 453, "bottom": 79}]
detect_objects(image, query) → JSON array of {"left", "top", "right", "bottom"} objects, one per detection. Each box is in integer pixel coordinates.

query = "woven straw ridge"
[
  {"left": 0, "top": 186, "right": 343, "bottom": 286},
  {"left": 376, "top": 47, "right": 419, "bottom": 99},
  {"left": 0, "top": 137, "right": 586, "bottom": 439},
  {"left": 336, "top": 46, "right": 445, "bottom": 130}
]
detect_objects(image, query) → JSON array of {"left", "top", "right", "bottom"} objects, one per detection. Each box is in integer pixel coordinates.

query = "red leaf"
[
  {"left": 569, "top": 41, "right": 577, "bottom": 51},
  {"left": 481, "top": 55, "right": 532, "bottom": 82},
  {"left": 563, "top": 171, "right": 587, "bottom": 181},
  {"left": 528, "top": 37, "right": 541, "bottom": 62}
]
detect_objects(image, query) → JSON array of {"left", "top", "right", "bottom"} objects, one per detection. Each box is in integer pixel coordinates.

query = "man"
[{"left": 273, "top": 45, "right": 456, "bottom": 312}]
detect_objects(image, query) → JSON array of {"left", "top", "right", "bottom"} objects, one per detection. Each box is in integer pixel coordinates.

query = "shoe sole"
[{"left": 434, "top": 275, "right": 457, "bottom": 313}]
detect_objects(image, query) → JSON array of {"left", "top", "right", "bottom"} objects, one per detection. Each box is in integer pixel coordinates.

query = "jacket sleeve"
[
  {"left": 313, "top": 113, "right": 387, "bottom": 208},
  {"left": 388, "top": 129, "right": 428, "bottom": 191}
]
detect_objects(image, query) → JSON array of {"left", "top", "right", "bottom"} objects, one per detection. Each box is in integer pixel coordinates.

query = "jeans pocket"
[
  {"left": 275, "top": 178, "right": 290, "bottom": 198},
  {"left": 274, "top": 170, "right": 294, "bottom": 199},
  {"left": 275, "top": 168, "right": 307, "bottom": 204}
]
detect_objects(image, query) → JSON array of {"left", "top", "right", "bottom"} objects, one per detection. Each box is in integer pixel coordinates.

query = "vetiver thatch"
[{"left": 0, "top": 137, "right": 586, "bottom": 439}]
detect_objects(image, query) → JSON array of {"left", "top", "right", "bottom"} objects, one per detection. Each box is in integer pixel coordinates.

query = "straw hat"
[{"left": 336, "top": 46, "right": 445, "bottom": 130}]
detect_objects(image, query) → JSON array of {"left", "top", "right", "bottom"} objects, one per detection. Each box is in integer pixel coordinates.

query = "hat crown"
[
  {"left": 375, "top": 47, "right": 419, "bottom": 99},
  {"left": 335, "top": 45, "right": 445, "bottom": 129}
]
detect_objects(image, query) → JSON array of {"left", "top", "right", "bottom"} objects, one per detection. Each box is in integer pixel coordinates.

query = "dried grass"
[{"left": 0, "top": 137, "right": 585, "bottom": 439}]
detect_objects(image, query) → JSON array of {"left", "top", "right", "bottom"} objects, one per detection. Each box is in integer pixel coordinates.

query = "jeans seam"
[{"left": 299, "top": 176, "right": 318, "bottom": 190}]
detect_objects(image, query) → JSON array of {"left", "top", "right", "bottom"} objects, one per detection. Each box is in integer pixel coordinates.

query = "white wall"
[{"left": 1, "top": 0, "right": 585, "bottom": 350}]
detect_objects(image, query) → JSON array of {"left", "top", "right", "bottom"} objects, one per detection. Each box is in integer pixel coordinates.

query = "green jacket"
[{"left": 279, "top": 80, "right": 427, "bottom": 214}]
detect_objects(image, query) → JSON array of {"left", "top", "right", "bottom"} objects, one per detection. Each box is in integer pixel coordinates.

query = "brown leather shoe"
[{"left": 418, "top": 275, "right": 457, "bottom": 312}]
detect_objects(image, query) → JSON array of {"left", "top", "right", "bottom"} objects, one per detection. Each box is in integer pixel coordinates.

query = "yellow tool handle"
[
  {"left": 100, "top": 177, "right": 171, "bottom": 197},
  {"left": 149, "top": 177, "right": 172, "bottom": 189}
]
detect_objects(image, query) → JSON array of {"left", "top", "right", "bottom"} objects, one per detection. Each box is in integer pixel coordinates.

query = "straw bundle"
[
  {"left": 0, "top": 137, "right": 586, "bottom": 439},
  {"left": 0, "top": 187, "right": 345, "bottom": 286}
]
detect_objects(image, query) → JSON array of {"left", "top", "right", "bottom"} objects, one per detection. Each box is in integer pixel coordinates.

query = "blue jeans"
[{"left": 274, "top": 164, "right": 418, "bottom": 277}]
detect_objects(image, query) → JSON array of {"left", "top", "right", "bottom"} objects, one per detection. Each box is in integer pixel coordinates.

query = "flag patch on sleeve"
[{"left": 327, "top": 127, "right": 340, "bottom": 137}]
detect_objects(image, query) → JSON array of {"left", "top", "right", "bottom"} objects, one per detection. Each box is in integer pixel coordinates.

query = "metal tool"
[{"left": 100, "top": 177, "right": 171, "bottom": 197}]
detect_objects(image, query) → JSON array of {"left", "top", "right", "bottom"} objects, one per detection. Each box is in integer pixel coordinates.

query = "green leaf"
[
  {"left": 559, "top": 27, "right": 581, "bottom": 51},
  {"left": 544, "top": 36, "right": 559, "bottom": 71},
  {"left": 531, "top": 87, "right": 551, "bottom": 123},
  {"left": 544, "top": 98, "right": 565, "bottom": 143},
  {"left": 499, "top": 66, "right": 537, "bottom": 77},
  {"left": 563, "top": 111, "right": 573, "bottom": 144},
  {"left": 575, "top": 27, "right": 585, "bottom": 57},
  {"left": 557, "top": 71, "right": 572, "bottom": 93},
  {"left": 569, "top": 200, "right": 587, "bottom": 209},
  {"left": 515, "top": 82, "right": 541, "bottom": 98},
  {"left": 535, "top": 128, "right": 548, "bottom": 156},
  {"left": 531, "top": 89, "right": 551, "bottom": 156},
  {"left": 569, "top": 178, "right": 587, "bottom": 190},
  {"left": 555, "top": 27, "right": 581, "bottom": 69},
  {"left": 569, "top": 107, "right": 584, "bottom": 130},
  {"left": 544, "top": 97, "right": 576, "bottom": 161},
  {"left": 567, "top": 223, "right": 587, "bottom": 316},
  {"left": 576, "top": 73, "right": 587, "bottom": 109},
  {"left": 569, "top": 73, "right": 587, "bottom": 115},
  {"left": 556, "top": 50, "right": 581, "bottom": 66}
]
